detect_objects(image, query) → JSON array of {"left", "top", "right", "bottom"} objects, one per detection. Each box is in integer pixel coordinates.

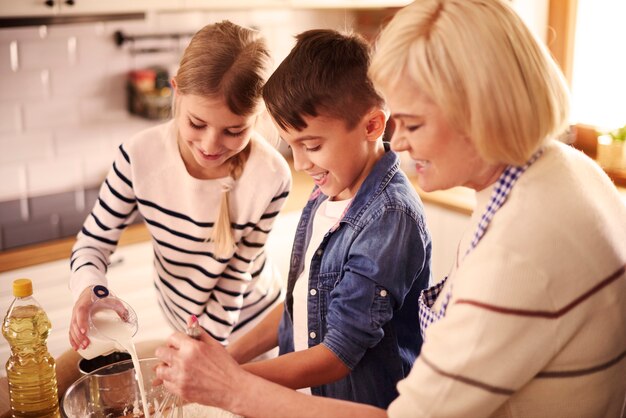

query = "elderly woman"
[{"left": 154, "top": 1, "right": 626, "bottom": 417}]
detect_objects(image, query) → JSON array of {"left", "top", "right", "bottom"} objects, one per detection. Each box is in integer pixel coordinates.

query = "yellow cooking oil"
[{"left": 2, "top": 279, "right": 60, "bottom": 418}]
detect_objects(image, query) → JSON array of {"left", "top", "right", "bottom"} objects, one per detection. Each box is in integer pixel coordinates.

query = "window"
[{"left": 569, "top": 0, "right": 626, "bottom": 131}]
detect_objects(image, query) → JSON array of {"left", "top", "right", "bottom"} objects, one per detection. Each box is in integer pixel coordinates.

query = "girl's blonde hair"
[
  {"left": 370, "top": 0, "right": 570, "bottom": 165},
  {"left": 175, "top": 21, "right": 270, "bottom": 257}
]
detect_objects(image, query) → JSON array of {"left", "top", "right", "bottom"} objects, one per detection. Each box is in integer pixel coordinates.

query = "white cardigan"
[{"left": 389, "top": 140, "right": 626, "bottom": 418}]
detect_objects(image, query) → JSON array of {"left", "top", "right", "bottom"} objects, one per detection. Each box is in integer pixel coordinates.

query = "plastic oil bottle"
[{"left": 2, "top": 278, "right": 60, "bottom": 418}]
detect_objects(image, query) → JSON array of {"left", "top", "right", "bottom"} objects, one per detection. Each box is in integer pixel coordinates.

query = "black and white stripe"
[{"left": 70, "top": 124, "right": 292, "bottom": 341}]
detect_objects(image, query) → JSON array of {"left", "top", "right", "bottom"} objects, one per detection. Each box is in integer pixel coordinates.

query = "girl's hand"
[
  {"left": 69, "top": 286, "right": 95, "bottom": 351},
  {"left": 69, "top": 286, "right": 132, "bottom": 350}
]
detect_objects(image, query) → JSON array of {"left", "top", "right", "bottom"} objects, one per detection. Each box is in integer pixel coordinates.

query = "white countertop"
[{"left": 0, "top": 210, "right": 301, "bottom": 376}]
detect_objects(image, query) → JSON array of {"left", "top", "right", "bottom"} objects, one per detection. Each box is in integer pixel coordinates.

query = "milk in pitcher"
[{"left": 77, "top": 287, "right": 151, "bottom": 418}]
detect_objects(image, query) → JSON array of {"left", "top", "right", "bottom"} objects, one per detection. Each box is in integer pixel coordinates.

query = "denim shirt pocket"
[
  {"left": 316, "top": 271, "right": 341, "bottom": 325},
  {"left": 371, "top": 285, "right": 393, "bottom": 329}
]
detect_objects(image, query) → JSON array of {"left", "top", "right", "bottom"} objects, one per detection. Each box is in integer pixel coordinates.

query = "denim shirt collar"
[
  {"left": 304, "top": 142, "right": 399, "bottom": 223},
  {"left": 341, "top": 142, "right": 399, "bottom": 226}
]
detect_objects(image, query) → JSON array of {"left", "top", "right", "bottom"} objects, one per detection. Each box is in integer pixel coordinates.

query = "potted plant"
[{"left": 597, "top": 124, "right": 626, "bottom": 171}]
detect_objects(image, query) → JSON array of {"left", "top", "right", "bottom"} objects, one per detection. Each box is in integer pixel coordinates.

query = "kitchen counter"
[
  {"left": 1, "top": 161, "right": 624, "bottom": 272},
  {"left": 0, "top": 164, "right": 314, "bottom": 273},
  {"left": 412, "top": 183, "right": 475, "bottom": 215},
  {"left": 0, "top": 167, "right": 469, "bottom": 272},
  {"left": 0, "top": 207, "right": 303, "bottom": 375}
]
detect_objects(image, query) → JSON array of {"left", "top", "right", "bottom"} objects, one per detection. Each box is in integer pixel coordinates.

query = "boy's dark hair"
[{"left": 262, "top": 29, "right": 385, "bottom": 132}]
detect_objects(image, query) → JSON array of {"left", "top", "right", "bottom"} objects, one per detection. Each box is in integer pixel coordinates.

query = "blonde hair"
[
  {"left": 211, "top": 144, "right": 251, "bottom": 257},
  {"left": 175, "top": 21, "right": 270, "bottom": 257},
  {"left": 370, "top": 0, "right": 570, "bottom": 165}
]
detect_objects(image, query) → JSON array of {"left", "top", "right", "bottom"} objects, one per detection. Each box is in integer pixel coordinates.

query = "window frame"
[{"left": 549, "top": 0, "right": 626, "bottom": 185}]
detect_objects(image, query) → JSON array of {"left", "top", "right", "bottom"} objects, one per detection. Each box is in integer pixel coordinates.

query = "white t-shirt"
[{"left": 292, "top": 197, "right": 352, "bottom": 394}]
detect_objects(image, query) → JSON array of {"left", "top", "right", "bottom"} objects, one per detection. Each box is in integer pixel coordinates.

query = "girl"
[{"left": 69, "top": 21, "right": 291, "bottom": 353}]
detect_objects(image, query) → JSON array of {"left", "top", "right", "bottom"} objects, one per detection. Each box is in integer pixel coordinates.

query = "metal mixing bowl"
[{"left": 61, "top": 357, "right": 172, "bottom": 417}]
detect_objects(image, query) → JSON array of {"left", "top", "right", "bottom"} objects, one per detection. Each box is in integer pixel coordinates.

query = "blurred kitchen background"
[
  {"left": 0, "top": 0, "right": 570, "bottom": 251},
  {"left": 0, "top": 3, "right": 382, "bottom": 250},
  {"left": 0, "top": 0, "right": 624, "bottom": 381}
]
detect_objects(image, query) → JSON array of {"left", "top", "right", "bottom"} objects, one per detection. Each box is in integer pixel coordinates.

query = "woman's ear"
[
  {"left": 364, "top": 108, "right": 387, "bottom": 142},
  {"left": 170, "top": 77, "right": 178, "bottom": 93}
]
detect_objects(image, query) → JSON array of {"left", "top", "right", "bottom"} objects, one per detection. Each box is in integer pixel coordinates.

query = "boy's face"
[{"left": 277, "top": 114, "right": 379, "bottom": 201}]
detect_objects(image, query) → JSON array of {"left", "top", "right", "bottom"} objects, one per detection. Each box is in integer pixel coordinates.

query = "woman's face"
[
  {"left": 383, "top": 76, "right": 504, "bottom": 192},
  {"left": 175, "top": 93, "right": 256, "bottom": 179}
]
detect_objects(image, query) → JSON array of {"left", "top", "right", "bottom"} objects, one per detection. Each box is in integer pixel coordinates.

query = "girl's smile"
[
  {"left": 195, "top": 147, "right": 226, "bottom": 161},
  {"left": 174, "top": 93, "right": 255, "bottom": 180}
]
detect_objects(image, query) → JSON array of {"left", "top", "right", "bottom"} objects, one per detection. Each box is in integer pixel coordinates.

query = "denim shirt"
[{"left": 278, "top": 144, "right": 432, "bottom": 408}]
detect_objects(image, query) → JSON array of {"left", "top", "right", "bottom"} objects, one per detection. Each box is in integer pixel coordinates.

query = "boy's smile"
[
  {"left": 310, "top": 171, "right": 329, "bottom": 186},
  {"left": 277, "top": 113, "right": 385, "bottom": 201}
]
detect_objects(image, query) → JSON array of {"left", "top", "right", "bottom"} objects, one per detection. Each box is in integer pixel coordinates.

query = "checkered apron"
[{"left": 418, "top": 149, "right": 544, "bottom": 339}]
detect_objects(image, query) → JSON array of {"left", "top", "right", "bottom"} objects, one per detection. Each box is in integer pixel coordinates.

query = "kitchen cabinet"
[
  {"left": 0, "top": 0, "right": 410, "bottom": 19},
  {"left": 292, "top": 0, "right": 411, "bottom": 8},
  {"left": 183, "top": 0, "right": 289, "bottom": 9},
  {"left": 0, "top": 0, "right": 180, "bottom": 18}
]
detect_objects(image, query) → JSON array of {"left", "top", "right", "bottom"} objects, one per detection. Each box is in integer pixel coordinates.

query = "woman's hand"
[
  {"left": 69, "top": 286, "right": 95, "bottom": 351},
  {"left": 154, "top": 328, "right": 245, "bottom": 411},
  {"left": 154, "top": 328, "right": 388, "bottom": 418}
]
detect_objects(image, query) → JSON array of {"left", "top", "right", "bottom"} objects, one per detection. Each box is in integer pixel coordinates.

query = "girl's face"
[
  {"left": 176, "top": 93, "right": 256, "bottom": 179},
  {"left": 383, "top": 76, "right": 504, "bottom": 192}
]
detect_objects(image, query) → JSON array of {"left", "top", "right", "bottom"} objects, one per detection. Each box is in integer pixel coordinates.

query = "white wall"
[
  {"left": 511, "top": 0, "right": 549, "bottom": 42},
  {"left": 0, "top": 8, "right": 355, "bottom": 203}
]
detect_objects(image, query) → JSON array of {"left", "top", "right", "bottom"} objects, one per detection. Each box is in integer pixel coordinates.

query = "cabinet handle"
[
  {"left": 65, "top": 0, "right": 75, "bottom": 5},
  {"left": 44, "top": 0, "right": 54, "bottom": 7}
]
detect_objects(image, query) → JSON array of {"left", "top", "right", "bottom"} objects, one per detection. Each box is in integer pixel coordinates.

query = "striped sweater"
[
  {"left": 70, "top": 121, "right": 292, "bottom": 343},
  {"left": 388, "top": 140, "right": 626, "bottom": 417}
]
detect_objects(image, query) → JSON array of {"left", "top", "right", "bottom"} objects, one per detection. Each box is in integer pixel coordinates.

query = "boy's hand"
[{"left": 227, "top": 302, "right": 283, "bottom": 363}]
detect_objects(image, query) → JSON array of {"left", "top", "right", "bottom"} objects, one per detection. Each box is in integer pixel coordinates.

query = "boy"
[{"left": 226, "top": 29, "right": 432, "bottom": 408}]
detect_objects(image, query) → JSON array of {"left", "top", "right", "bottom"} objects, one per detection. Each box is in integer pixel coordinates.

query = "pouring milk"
[{"left": 78, "top": 287, "right": 151, "bottom": 418}]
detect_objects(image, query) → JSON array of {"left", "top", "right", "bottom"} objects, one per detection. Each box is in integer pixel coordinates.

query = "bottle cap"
[
  {"left": 186, "top": 315, "right": 201, "bottom": 339},
  {"left": 13, "top": 278, "right": 33, "bottom": 297}
]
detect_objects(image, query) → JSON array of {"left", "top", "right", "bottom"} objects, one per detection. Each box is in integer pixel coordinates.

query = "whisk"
[{"left": 153, "top": 315, "right": 202, "bottom": 418}]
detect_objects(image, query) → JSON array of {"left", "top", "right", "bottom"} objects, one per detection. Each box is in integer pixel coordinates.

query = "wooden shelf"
[
  {"left": 572, "top": 124, "right": 626, "bottom": 187},
  {"left": 0, "top": 223, "right": 151, "bottom": 273},
  {"left": 605, "top": 167, "right": 626, "bottom": 187}
]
